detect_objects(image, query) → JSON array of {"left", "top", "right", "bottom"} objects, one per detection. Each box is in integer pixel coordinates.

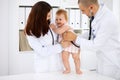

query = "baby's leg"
[
  {"left": 72, "top": 51, "right": 82, "bottom": 74},
  {"left": 62, "top": 51, "right": 70, "bottom": 74}
]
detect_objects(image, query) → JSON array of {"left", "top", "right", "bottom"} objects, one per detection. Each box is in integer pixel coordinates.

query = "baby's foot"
[
  {"left": 63, "top": 70, "right": 70, "bottom": 74},
  {"left": 76, "top": 70, "right": 82, "bottom": 74}
]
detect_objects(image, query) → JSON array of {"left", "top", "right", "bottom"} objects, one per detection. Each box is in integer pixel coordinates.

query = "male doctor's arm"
[{"left": 63, "top": 24, "right": 111, "bottom": 52}]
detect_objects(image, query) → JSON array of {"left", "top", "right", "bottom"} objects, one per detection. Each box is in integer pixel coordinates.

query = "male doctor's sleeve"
[
  {"left": 26, "top": 36, "right": 63, "bottom": 57},
  {"left": 75, "top": 18, "right": 120, "bottom": 69},
  {"left": 75, "top": 20, "right": 116, "bottom": 51}
]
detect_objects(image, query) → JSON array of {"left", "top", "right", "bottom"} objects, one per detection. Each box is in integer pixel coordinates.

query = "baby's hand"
[
  {"left": 62, "top": 24, "right": 71, "bottom": 30},
  {"left": 50, "top": 23, "right": 56, "bottom": 29}
]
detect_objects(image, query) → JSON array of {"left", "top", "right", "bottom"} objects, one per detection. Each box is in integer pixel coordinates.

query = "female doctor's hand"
[
  {"left": 62, "top": 31, "right": 77, "bottom": 41},
  {"left": 60, "top": 40, "right": 71, "bottom": 48}
]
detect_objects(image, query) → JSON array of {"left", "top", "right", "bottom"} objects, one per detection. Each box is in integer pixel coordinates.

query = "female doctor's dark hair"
[{"left": 25, "top": 1, "right": 52, "bottom": 38}]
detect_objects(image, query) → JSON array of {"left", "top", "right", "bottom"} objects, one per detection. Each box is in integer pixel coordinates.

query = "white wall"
[
  {"left": 8, "top": 0, "right": 34, "bottom": 75},
  {"left": 0, "top": 0, "right": 9, "bottom": 75}
]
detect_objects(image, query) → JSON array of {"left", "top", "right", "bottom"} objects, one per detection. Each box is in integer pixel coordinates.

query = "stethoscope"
[
  {"left": 50, "top": 29, "right": 80, "bottom": 48},
  {"left": 49, "top": 28, "right": 54, "bottom": 45}
]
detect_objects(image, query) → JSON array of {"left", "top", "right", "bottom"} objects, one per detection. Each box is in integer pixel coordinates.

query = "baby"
[{"left": 50, "top": 9, "right": 82, "bottom": 74}]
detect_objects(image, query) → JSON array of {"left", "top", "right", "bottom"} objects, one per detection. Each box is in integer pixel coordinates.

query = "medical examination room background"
[{"left": 0, "top": 0, "right": 120, "bottom": 76}]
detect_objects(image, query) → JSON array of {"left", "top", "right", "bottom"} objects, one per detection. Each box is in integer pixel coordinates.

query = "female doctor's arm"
[{"left": 26, "top": 36, "right": 63, "bottom": 57}]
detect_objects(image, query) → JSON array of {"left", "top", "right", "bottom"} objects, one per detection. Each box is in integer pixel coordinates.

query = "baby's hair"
[{"left": 56, "top": 9, "right": 68, "bottom": 21}]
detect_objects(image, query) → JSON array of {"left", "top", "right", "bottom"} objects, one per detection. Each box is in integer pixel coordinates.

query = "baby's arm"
[
  {"left": 50, "top": 23, "right": 56, "bottom": 29},
  {"left": 57, "top": 25, "right": 70, "bottom": 34},
  {"left": 55, "top": 25, "right": 70, "bottom": 34},
  {"left": 50, "top": 24, "right": 61, "bottom": 33},
  {"left": 50, "top": 23, "right": 71, "bottom": 34}
]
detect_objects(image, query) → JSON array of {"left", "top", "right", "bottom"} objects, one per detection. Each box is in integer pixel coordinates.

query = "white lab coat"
[
  {"left": 76, "top": 4, "right": 120, "bottom": 80},
  {"left": 27, "top": 29, "right": 63, "bottom": 73}
]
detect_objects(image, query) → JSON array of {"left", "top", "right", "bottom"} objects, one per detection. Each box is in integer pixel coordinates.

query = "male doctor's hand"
[{"left": 62, "top": 31, "right": 77, "bottom": 41}]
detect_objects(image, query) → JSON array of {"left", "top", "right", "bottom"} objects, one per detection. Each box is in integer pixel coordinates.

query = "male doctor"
[{"left": 63, "top": 0, "right": 120, "bottom": 80}]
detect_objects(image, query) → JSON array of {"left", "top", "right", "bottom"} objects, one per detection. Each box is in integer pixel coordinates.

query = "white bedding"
[{"left": 0, "top": 70, "right": 115, "bottom": 80}]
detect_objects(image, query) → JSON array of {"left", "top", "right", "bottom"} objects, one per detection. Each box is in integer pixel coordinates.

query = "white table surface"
[{"left": 0, "top": 70, "right": 115, "bottom": 80}]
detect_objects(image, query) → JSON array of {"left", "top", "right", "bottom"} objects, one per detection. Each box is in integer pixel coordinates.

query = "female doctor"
[
  {"left": 24, "top": 1, "right": 70, "bottom": 73},
  {"left": 63, "top": 0, "right": 120, "bottom": 80}
]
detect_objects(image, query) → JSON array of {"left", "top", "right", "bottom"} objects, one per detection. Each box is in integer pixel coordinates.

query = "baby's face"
[{"left": 55, "top": 14, "right": 67, "bottom": 27}]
